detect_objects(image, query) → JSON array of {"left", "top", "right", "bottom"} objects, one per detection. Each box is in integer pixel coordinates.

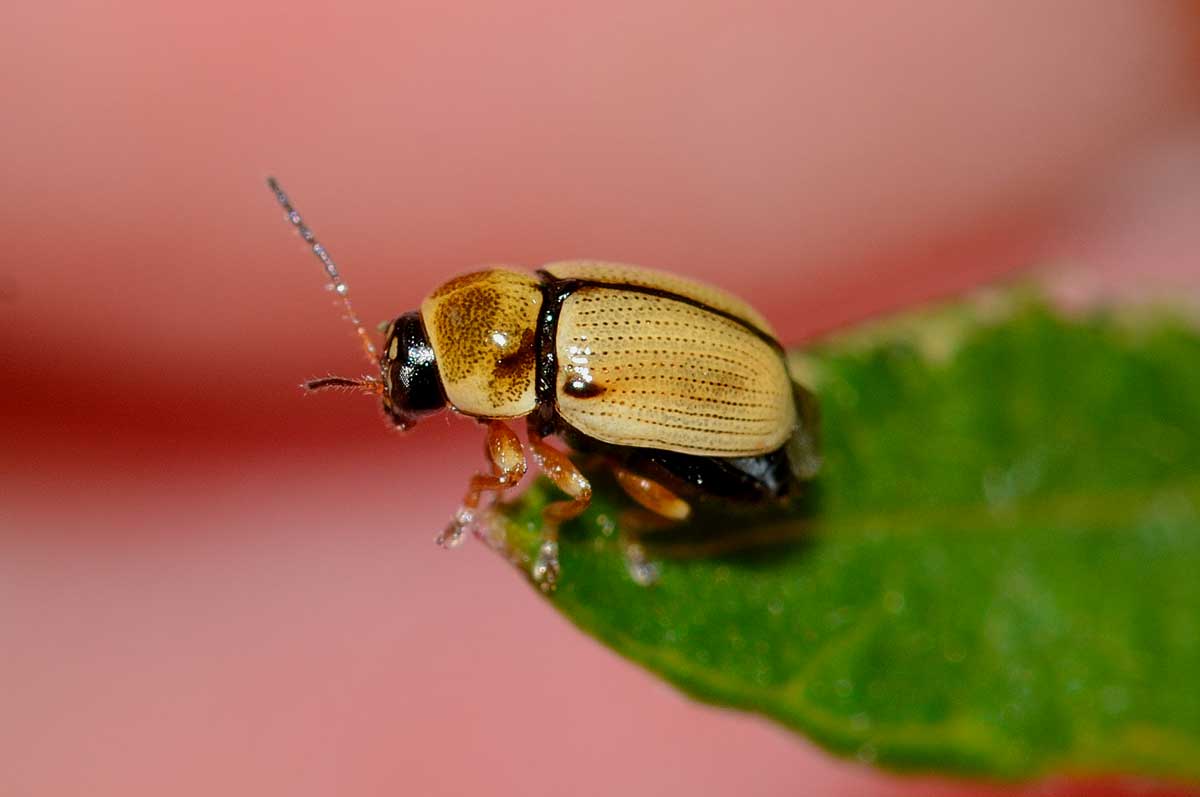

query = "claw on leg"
[
  {"left": 622, "top": 540, "right": 660, "bottom": 586},
  {"left": 437, "top": 506, "right": 498, "bottom": 549},
  {"left": 436, "top": 507, "right": 474, "bottom": 548},
  {"left": 532, "top": 539, "right": 560, "bottom": 591}
]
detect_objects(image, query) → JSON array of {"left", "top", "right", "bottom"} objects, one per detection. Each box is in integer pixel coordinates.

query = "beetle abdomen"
[{"left": 553, "top": 286, "right": 796, "bottom": 457}]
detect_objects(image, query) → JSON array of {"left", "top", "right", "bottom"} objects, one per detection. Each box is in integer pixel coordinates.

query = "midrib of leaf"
[
  {"left": 634, "top": 477, "right": 1200, "bottom": 562},
  {"left": 810, "top": 476, "right": 1200, "bottom": 539}
]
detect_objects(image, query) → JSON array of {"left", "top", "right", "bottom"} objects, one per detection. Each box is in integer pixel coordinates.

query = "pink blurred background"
[{"left": 2, "top": 2, "right": 1200, "bottom": 795}]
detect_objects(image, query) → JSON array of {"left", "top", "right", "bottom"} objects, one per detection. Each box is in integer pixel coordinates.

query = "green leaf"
[{"left": 496, "top": 292, "right": 1200, "bottom": 781}]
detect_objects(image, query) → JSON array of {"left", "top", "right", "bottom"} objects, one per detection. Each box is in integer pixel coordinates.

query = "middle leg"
[{"left": 528, "top": 433, "right": 593, "bottom": 589}]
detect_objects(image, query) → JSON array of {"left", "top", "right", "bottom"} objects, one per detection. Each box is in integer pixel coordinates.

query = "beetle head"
[
  {"left": 304, "top": 312, "right": 447, "bottom": 430},
  {"left": 376, "top": 311, "right": 447, "bottom": 429}
]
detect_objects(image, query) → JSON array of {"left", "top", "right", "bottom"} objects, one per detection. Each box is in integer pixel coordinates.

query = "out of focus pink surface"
[{"left": 2, "top": 2, "right": 1200, "bottom": 795}]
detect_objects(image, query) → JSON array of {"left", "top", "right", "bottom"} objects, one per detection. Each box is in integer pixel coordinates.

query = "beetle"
[{"left": 267, "top": 178, "right": 820, "bottom": 588}]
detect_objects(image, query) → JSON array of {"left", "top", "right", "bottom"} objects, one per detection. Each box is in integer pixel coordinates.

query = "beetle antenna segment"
[
  {"left": 266, "top": 177, "right": 379, "bottom": 365},
  {"left": 304, "top": 375, "right": 384, "bottom": 396}
]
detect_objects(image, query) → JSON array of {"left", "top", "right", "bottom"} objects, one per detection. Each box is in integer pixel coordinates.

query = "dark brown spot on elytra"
[{"left": 563, "top": 378, "right": 606, "bottom": 399}]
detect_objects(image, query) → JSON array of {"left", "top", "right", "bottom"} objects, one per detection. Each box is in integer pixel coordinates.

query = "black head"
[{"left": 378, "top": 311, "right": 447, "bottom": 429}]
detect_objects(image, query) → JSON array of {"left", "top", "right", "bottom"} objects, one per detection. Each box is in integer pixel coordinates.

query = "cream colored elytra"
[
  {"left": 420, "top": 261, "right": 797, "bottom": 457},
  {"left": 551, "top": 290, "right": 794, "bottom": 457},
  {"left": 542, "top": 261, "right": 776, "bottom": 336}
]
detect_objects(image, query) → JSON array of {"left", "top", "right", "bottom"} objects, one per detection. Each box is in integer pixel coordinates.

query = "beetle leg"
[
  {"left": 436, "top": 421, "right": 527, "bottom": 549},
  {"left": 610, "top": 468, "right": 694, "bottom": 587},
  {"left": 612, "top": 467, "right": 691, "bottom": 521},
  {"left": 528, "top": 436, "right": 593, "bottom": 590}
]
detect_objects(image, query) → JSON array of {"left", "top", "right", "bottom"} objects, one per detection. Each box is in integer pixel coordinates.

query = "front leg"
[
  {"left": 527, "top": 433, "right": 593, "bottom": 590},
  {"left": 437, "top": 421, "right": 527, "bottom": 548}
]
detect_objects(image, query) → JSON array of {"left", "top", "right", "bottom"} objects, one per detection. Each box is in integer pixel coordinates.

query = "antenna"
[{"left": 266, "top": 177, "right": 379, "bottom": 365}]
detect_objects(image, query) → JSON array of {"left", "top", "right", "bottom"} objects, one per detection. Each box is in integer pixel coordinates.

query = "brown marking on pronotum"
[
  {"left": 427, "top": 270, "right": 493, "bottom": 299},
  {"left": 489, "top": 328, "right": 538, "bottom": 404}
]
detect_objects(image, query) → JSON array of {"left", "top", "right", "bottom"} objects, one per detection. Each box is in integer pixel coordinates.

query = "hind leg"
[
  {"left": 611, "top": 467, "right": 694, "bottom": 586},
  {"left": 613, "top": 467, "right": 691, "bottom": 521}
]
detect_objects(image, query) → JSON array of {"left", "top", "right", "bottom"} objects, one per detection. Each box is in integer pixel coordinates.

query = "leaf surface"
[{"left": 498, "top": 295, "right": 1200, "bottom": 779}]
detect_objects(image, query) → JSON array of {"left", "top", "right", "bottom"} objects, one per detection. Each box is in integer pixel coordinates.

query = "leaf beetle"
[{"left": 267, "top": 178, "right": 820, "bottom": 588}]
